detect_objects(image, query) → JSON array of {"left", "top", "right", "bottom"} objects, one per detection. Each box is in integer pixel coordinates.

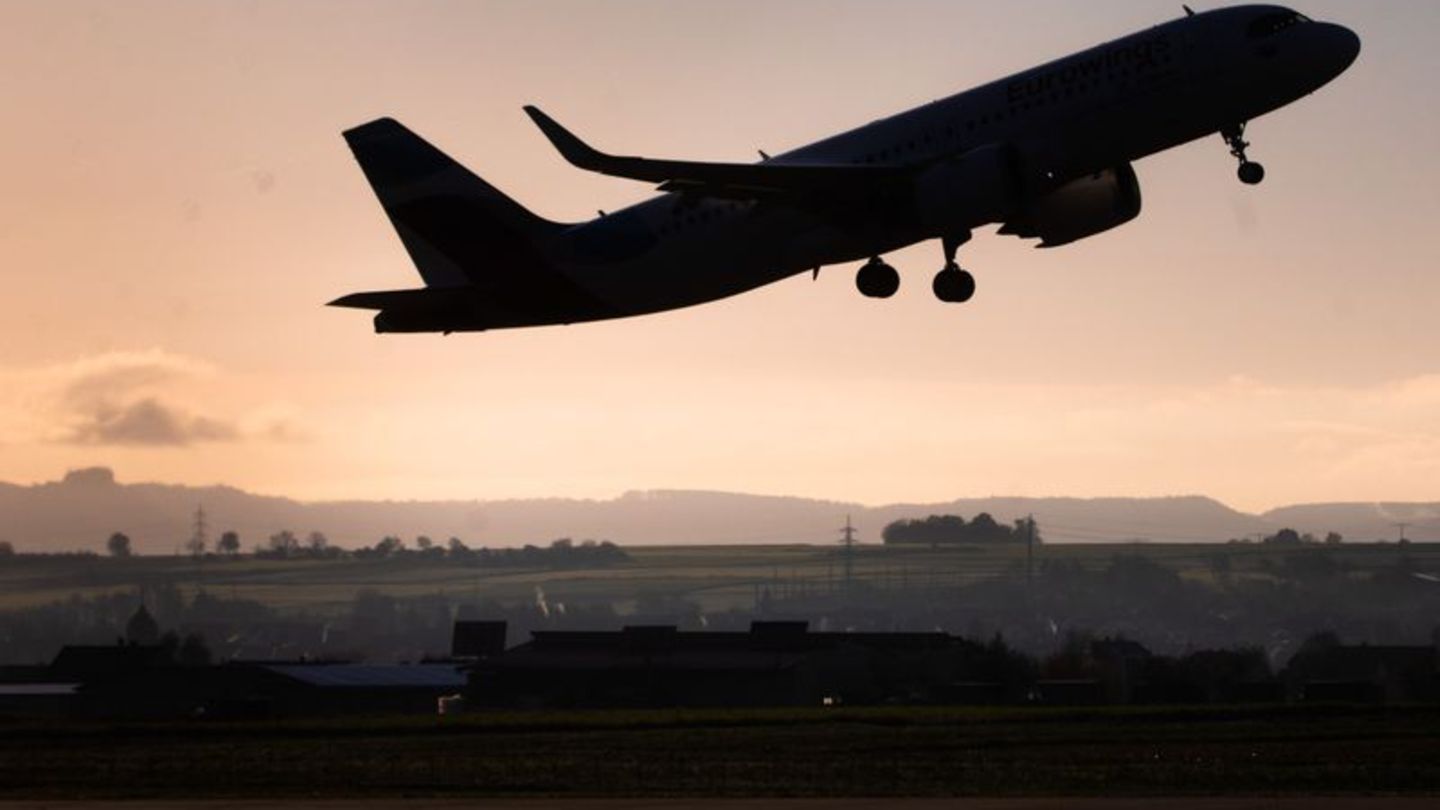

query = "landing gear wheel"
[
  {"left": 932, "top": 263, "right": 976, "bottom": 303},
  {"left": 856, "top": 259, "right": 900, "bottom": 299},
  {"left": 1238, "top": 161, "right": 1266, "bottom": 186},
  {"left": 1223, "top": 123, "right": 1265, "bottom": 187}
]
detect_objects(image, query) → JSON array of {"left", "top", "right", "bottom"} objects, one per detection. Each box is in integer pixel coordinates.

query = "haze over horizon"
[
  {"left": 5, "top": 463, "right": 1437, "bottom": 515},
  {"left": 3, "top": 465, "right": 1436, "bottom": 554},
  {"left": 3, "top": 1, "right": 1438, "bottom": 514}
]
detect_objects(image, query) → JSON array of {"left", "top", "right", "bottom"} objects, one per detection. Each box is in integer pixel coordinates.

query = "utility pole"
[{"left": 1394, "top": 522, "right": 1410, "bottom": 543}]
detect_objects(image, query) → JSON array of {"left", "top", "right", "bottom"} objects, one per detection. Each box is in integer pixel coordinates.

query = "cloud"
[
  {"left": 0, "top": 349, "right": 302, "bottom": 448},
  {"left": 54, "top": 349, "right": 213, "bottom": 412},
  {"left": 66, "top": 397, "right": 238, "bottom": 447},
  {"left": 39, "top": 350, "right": 235, "bottom": 446}
]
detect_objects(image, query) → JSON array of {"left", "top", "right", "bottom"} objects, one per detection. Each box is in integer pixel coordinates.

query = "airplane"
[{"left": 331, "top": 4, "right": 1360, "bottom": 334}]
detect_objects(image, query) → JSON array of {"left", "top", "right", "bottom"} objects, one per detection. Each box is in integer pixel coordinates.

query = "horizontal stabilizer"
[{"left": 328, "top": 288, "right": 452, "bottom": 311}]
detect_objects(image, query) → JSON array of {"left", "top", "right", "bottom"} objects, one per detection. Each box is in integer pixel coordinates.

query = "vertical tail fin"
[{"left": 343, "top": 118, "right": 569, "bottom": 288}]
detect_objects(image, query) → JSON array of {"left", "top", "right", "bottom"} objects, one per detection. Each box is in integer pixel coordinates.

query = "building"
[
  {"left": 1285, "top": 643, "right": 1439, "bottom": 704},
  {"left": 469, "top": 621, "right": 965, "bottom": 708},
  {"left": 20, "top": 642, "right": 466, "bottom": 719}
]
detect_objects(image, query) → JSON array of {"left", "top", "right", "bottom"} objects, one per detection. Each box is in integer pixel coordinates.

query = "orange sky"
[{"left": 1, "top": 1, "right": 1437, "bottom": 512}]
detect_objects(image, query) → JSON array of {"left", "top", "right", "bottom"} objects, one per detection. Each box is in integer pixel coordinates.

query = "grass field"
[
  {"left": 1, "top": 704, "right": 1436, "bottom": 798},
  {"left": 1, "top": 542, "right": 1436, "bottom": 616}
]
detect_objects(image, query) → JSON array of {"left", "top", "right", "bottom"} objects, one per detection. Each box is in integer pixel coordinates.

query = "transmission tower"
[
  {"left": 188, "top": 505, "right": 209, "bottom": 557},
  {"left": 839, "top": 515, "right": 858, "bottom": 593}
]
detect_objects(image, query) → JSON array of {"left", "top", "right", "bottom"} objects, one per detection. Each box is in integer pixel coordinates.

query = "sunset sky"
[{"left": 1, "top": 0, "right": 1437, "bottom": 513}]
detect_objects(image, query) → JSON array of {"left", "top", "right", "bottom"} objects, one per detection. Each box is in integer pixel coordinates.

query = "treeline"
[
  {"left": 883, "top": 513, "right": 1039, "bottom": 546},
  {"left": 1234, "top": 528, "right": 1347, "bottom": 546},
  {"left": 344, "top": 536, "right": 629, "bottom": 568},
  {"left": 2, "top": 533, "right": 629, "bottom": 569},
  {"left": 327, "top": 536, "right": 627, "bottom": 568}
]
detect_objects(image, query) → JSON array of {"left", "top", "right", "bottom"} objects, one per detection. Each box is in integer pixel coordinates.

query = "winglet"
[{"left": 523, "top": 105, "right": 610, "bottom": 171}]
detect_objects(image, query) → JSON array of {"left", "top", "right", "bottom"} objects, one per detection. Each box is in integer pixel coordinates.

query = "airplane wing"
[{"left": 523, "top": 106, "right": 911, "bottom": 200}]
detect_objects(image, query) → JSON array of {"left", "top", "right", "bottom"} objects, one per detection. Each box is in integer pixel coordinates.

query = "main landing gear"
[
  {"left": 1223, "top": 123, "right": 1266, "bottom": 186},
  {"left": 856, "top": 257, "right": 900, "bottom": 299},
  {"left": 933, "top": 232, "right": 975, "bottom": 304},
  {"left": 854, "top": 231, "right": 977, "bottom": 303}
]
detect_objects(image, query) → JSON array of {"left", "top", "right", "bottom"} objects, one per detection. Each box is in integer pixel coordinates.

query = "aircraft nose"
[{"left": 1318, "top": 22, "right": 1361, "bottom": 78}]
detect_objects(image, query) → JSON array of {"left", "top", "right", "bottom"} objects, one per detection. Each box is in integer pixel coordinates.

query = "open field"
[
  {"left": 1, "top": 542, "right": 1436, "bottom": 616},
  {"left": 0, "top": 705, "right": 1436, "bottom": 798}
]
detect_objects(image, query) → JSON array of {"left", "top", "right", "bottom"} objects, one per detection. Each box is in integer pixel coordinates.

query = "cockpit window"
[{"left": 1247, "top": 11, "right": 1310, "bottom": 39}]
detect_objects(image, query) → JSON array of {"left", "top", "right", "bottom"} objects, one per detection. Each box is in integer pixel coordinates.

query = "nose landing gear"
[{"left": 1223, "top": 123, "right": 1266, "bottom": 185}]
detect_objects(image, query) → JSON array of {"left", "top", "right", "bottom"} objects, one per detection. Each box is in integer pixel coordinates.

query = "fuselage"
[{"left": 543, "top": 5, "right": 1357, "bottom": 318}]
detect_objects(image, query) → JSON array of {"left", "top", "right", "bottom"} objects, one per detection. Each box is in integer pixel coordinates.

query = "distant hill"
[
  {"left": 0, "top": 467, "right": 1430, "bottom": 553},
  {"left": 1260, "top": 502, "right": 1440, "bottom": 543}
]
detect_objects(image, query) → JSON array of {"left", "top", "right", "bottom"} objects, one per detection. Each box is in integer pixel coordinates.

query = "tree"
[
  {"left": 967, "top": 513, "right": 1019, "bottom": 544},
  {"left": 1324, "top": 531, "right": 1344, "bottom": 545},
  {"left": 1264, "top": 528, "right": 1303, "bottom": 546},
  {"left": 177, "top": 633, "right": 212, "bottom": 667},
  {"left": 217, "top": 531, "right": 241, "bottom": 556},
  {"left": 107, "top": 532, "right": 133, "bottom": 558},
  {"left": 307, "top": 531, "right": 329, "bottom": 553},
  {"left": 1013, "top": 516, "right": 1042, "bottom": 546},
  {"left": 125, "top": 603, "right": 160, "bottom": 644},
  {"left": 415, "top": 535, "right": 433, "bottom": 551},
  {"left": 882, "top": 513, "right": 1022, "bottom": 546},
  {"left": 0, "top": 540, "right": 14, "bottom": 558},
  {"left": 375, "top": 535, "right": 404, "bottom": 556},
  {"left": 268, "top": 530, "right": 299, "bottom": 556},
  {"left": 447, "top": 537, "right": 469, "bottom": 553}
]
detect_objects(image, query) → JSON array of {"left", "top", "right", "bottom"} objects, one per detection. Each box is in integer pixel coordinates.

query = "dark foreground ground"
[
  {"left": 0, "top": 795, "right": 1434, "bottom": 801},
  {"left": 1, "top": 705, "right": 1437, "bottom": 799}
]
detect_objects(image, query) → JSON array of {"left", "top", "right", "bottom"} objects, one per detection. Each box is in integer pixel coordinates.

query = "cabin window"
[{"left": 1247, "top": 10, "right": 1308, "bottom": 39}]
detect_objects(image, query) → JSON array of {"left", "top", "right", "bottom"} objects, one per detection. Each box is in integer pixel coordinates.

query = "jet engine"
[{"left": 999, "top": 163, "right": 1142, "bottom": 247}]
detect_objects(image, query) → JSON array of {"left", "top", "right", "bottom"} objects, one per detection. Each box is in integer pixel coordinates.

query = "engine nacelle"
[
  {"left": 912, "top": 144, "right": 1021, "bottom": 235},
  {"left": 999, "top": 163, "right": 1142, "bottom": 248}
]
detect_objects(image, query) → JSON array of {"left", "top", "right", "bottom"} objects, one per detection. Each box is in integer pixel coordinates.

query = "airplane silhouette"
[{"left": 332, "top": 5, "right": 1359, "bottom": 333}]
